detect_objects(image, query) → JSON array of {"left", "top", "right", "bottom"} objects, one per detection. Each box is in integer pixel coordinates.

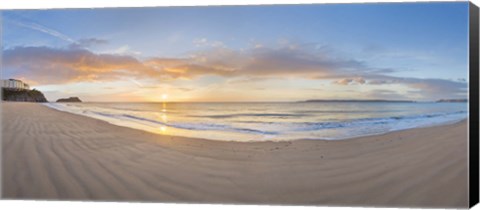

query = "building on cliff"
[{"left": 1, "top": 79, "right": 30, "bottom": 90}]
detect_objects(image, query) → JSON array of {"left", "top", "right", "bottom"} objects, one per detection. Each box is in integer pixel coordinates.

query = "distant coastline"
[
  {"left": 436, "top": 99, "right": 468, "bottom": 103},
  {"left": 300, "top": 99, "right": 416, "bottom": 103},
  {"left": 300, "top": 99, "right": 468, "bottom": 103}
]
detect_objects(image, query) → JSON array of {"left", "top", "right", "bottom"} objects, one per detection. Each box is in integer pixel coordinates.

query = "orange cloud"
[
  {"left": 4, "top": 46, "right": 161, "bottom": 84},
  {"left": 3, "top": 43, "right": 468, "bottom": 100}
]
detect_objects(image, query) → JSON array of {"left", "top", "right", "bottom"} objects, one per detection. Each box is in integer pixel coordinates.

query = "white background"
[{"left": 1, "top": 0, "right": 479, "bottom": 209}]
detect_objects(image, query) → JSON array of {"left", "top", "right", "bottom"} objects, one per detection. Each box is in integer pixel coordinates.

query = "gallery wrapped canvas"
[{"left": 1, "top": 1, "right": 479, "bottom": 209}]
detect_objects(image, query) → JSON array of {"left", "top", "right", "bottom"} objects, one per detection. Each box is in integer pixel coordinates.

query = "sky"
[{"left": 2, "top": 2, "right": 470, "bottom": 102}]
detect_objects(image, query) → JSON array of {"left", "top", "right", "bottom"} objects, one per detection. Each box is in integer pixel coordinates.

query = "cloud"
[
  {"left": 365, "top": 76, "right": 467, "bottom": 98},
  {"left": 334, "top": 77, "right": 366, "bottom": 85},
  {"left": 107, "top": 45, "right": 142, "bottom": 56},
  {"left": 193, "top": 38, "right": 208, "bottom": 46},
  {"left": 3, "top": 41, "right": 468, "bottom": 100},
  {"left": 193, "top": 38, "right": 225, "bottom": 48},
  {"left": 404, "top": 78, "right": 467, "bottom": 98},
  {"left": 3, "top": 46, "right": 159, "bottom": 84},
  {"left": 175, "top": 43, "right": 370, "bottom": 79},
  {"left": 68, "top": 38, "right": 108, "bottom": 49},
  {"left": 334, "top": 78, "right": 354, "bottom": 85},
  {"left": 4, "top": 42, "right": 371, "bottom": 84},
  {"left": 243, "top": 46, "right": 364, "bottom": 77},
  {"left": 139, "top": 43, "right": 371, "bottom": 81},
  {"left": 331, "top": 73, "right": 466, "bottom": 99}
]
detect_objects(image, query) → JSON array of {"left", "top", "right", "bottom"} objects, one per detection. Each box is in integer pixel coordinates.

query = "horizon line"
[{"left": 45, "top": 98, "right": 468, "bottom": 103}]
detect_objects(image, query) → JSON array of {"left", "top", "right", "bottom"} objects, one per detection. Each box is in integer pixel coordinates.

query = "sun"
[{"left": 162, "top": 94, "right": 168, "bottom": 100}]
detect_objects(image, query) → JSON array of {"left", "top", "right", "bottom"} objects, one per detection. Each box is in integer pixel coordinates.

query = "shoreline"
[
  {"left": 41, "top": 101, "right": 467, "bottom": 143},
  {"left": 2, "top": 102, "right": 469, "bottom": 207}
]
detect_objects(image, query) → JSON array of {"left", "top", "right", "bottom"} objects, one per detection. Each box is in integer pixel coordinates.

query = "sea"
[{"left": 44, "top": 102, "right": 468, "bottom": 142}]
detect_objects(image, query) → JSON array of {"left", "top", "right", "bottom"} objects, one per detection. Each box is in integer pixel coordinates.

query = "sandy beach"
[{"left": 1, "top": 102, "right": 469, "bottom": 208}]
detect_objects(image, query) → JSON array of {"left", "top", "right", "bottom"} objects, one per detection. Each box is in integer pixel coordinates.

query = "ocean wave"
[
  {"left": 43, "top": 102, "right": 467, "bottom": 141},
  {"left": 232, "top": 111, "right": 467, "bottom": 134},
  {"left": 91, "top": 110, "right": 279, "bottom": 135},
  {"left": 188, "top": 113, "right": 309, "bottom": 119}
]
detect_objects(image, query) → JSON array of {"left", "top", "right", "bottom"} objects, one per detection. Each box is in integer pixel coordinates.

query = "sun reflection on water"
[
  {"left": 159, "top": 101, "right": 168, "bottom": 133},
  {"left": 160, "top": 126, "right": 167, "bottom": 132}
]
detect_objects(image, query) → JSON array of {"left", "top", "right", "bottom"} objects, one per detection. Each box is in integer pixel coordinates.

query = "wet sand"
[{"left": 1, "top": 102, "right": 469, "bottom": 208}]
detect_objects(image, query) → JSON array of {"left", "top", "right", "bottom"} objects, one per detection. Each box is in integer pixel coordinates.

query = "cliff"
[
  {"left": 2, "top": 88, "right": 48, "bottom": 102},
  {"left": 56, "top": 97, "right": 82, "bottom": 103}
]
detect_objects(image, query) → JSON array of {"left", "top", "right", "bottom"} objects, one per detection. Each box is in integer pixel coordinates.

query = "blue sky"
[{"left": 2, "top": 2, "right": 470, "bottom": 102}]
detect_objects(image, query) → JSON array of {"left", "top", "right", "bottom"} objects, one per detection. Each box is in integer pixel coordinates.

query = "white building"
[{"left": 1, "top": 79, "right": 30, "bottom": 90}]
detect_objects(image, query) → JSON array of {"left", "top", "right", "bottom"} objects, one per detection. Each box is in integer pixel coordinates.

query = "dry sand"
[{"left": 1, "top": 102, "right": 469, "bottom": 208}]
